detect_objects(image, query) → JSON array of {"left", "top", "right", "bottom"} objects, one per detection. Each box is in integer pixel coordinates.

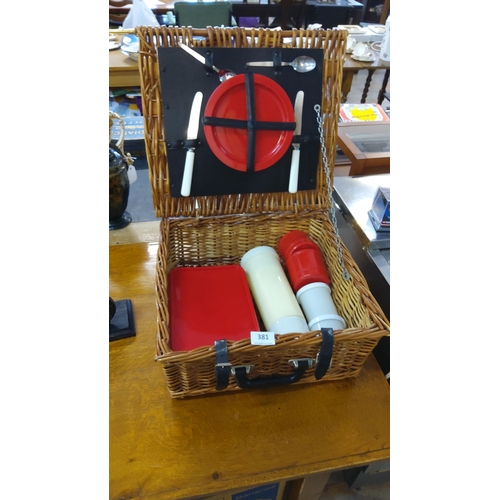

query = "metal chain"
[{"left": 314, "top": 104, "right": 350, "bottom": 281}]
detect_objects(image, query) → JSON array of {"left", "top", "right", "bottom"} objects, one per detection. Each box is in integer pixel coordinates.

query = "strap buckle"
[{"left": 214, "top": 339, "right": 231, "bottom": 391}]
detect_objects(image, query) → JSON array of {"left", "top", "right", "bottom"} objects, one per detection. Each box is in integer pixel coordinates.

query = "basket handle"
[
  {"left": 216, "top": 329, "right": 334, "bottom": 391},
  {"left": 231, "top": 359, "right": 312, "bottom": 390}
]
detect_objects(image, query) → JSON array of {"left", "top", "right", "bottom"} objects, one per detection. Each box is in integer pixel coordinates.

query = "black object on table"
[{"left": 109, "top": 298, "right": 136, "bottom": 342}]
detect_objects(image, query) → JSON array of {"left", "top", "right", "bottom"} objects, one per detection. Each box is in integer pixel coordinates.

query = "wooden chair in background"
[
  {"left": 268, "top": 0, "right": 307, "bottom": 29},
  {"left": 173, "top": 1, "right": 233, "bottom": 28},
  {"left": 109, "top": 0, "right": 132, "bottom": 27}
]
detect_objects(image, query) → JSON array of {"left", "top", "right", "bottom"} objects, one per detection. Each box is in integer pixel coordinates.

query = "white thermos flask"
[
  {"left": 240, "top": 246, "right": 309, "bottom": 334},
  {"left": 379, "top": 15, "right": 390, "bottom": 62}
]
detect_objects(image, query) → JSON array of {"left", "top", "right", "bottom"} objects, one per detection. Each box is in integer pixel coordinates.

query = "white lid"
[
  {"left": 296, "top": 281, "right": 331, "bottom": 299},
  {"left": 240, "top": 246, "right": 278, "bottom": 267}
]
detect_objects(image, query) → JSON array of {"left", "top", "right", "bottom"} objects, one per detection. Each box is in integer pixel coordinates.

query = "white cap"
[
  {"left": 296, "top": 281, "right": 331, "bottom": 301},
  {"left": 240, "top": 246, "right": 277, "bottom": 268}
]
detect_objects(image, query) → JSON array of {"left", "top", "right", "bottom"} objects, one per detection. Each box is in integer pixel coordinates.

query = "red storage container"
[{"left": 168, "top": 265, "right": 260, "bottom": 351}]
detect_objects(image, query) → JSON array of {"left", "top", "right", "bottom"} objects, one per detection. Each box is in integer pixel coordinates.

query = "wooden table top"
[
  {"left": 109, "top": 40, "right": 138, "bottom": 72},
  {"left": 109, "top": 241, "right": 390, "bottom": 500},
  {"left": 344, "top": 52, "right": 390, "bottom": 71},
  {"left": 109, "top": 36, "right": 140, "bottom": 87}
]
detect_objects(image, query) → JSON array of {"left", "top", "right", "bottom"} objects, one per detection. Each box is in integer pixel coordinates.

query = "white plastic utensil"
[
  {"left": 288, "top": 90, "right": 304, "bottom": 194},
  {"left": 180, "top": 91, "right": 203, "bottom": 197},
  {"left": 179, "top": 43, "right": 235, "bottom": 82}
]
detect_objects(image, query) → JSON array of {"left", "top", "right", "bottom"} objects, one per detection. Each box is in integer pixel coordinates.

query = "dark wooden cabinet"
[
  {"left": 305, "top": 0, "right": 363, "bottom": 28},
  {"left": 360, "top": 0, "right": 389, "bottom": 24}
]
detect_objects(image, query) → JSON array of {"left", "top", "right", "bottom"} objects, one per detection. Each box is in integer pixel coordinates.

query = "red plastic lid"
[
  {"left": 168, "top": 265, "right": 260, "bottom": 351},
  {"left": 277, "top": 230, "right": 317, "bottom": 260},
  {"left": 203, "top": 74, "right": 295, "bottom": 171}
]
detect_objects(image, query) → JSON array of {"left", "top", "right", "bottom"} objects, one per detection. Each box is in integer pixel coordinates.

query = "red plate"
[
  {"left": 168, "top": 265, "right": 260, "bottom": 352},
  {"left": 203, "top": 74, "right": 295, "bottom": 171}
]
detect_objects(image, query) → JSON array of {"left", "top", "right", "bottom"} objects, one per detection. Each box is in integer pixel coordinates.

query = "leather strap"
[
  {"left": 291, "top": 133, "right": 318, "bottom": 144},
  {"left": 272, "top": 49, "right": 282, "bottom": 71},
  {"left": 203, "top": 49, "right": 215, "bottom": 74},
  {"left": 245, "top": 72, "right": 256, "bottom": 172},
  {"left": 202, "top": 116, "right": 295, "bottom": 131},
  {"left": 315, "top": 328, "right": 334, "bottom": 380},
  {"left": 214, "top": 339, "right": 231, "bottom": 390}
]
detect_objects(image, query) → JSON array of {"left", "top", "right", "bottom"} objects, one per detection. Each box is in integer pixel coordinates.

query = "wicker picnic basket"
[{"left": 135, "top": 26, "right": 390, "bottom": 398}]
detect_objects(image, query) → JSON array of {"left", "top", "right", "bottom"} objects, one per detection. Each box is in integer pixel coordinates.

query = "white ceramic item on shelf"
[
  {"left": 240, "top": 246, "right": 309, "bottom": 334},
  {"left": 379, "top": 15, "right": 390, "bottom": 61},
  {"left": 121, "top": 41, "right": 139, "bottom": 61},
  {"left": 353, "top": 41, "right": 369, "bottom": 57},
  {"left": 352, "top": 53, "right": 375, "bottom": 62},
  {"left": 346, "top": 35, "right": 355, "bottom": 53}
]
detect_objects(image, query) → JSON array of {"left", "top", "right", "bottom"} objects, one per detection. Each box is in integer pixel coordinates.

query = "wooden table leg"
[
  {"left": 342, "top": 70, "right": 356, "bottom": 103},
  {"left": 377, "top": 69, "right": 390, "bottom": 105},
  {"left": 348, "top": 157, "right": 366, "bottom": 176},
  {"left": 361, "top": 69, "right": 375, "bottom": 103}
]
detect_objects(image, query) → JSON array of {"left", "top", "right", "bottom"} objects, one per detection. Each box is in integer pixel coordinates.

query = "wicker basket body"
[{"left": 136, "top": 26, "right": 390, "bottom": 398}]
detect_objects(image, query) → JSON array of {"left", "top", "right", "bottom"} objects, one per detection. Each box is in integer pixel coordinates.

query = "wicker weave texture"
[
  {"left": 136, "top": 26, "right": 347, "bottom": 218},
  {"left": 154, "top": 212, "right": 389, "bottom": 398},
  {"left": 134, "top": 26, "right": 389, "bottom": 399}
]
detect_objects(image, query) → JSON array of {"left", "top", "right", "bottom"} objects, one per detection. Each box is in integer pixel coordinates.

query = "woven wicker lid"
[{"left": 135, "top": 26, "right": 346, "bottom": 219}]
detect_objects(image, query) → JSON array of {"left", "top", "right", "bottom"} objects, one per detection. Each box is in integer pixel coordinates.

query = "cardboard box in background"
[
  {"left": 339, "top": 103, "right": 389, "bottom": 123},
  {"left": 109, "top": 89, "right": 145, "bottom": 155},
  {"left": 109, "top": 116, "right": 144, "bottom": 142},
  {"left": 203, "top": 481, "right": 285, "bottom": 500}
]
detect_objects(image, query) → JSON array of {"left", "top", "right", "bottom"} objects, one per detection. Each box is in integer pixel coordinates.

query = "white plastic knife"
[
  {"left": 288, "top": 90, "right": 304, "bottom": 194},
  {"left": 179, "top": 43, "right": 221, "bottom": 73},
  {"left": 180, "top": 91, "right": 203, "bottom": 197},
  {"left": 179, "top": 43, "right": 235, "bottom": 81},
  {"left": 179, "top": 43, "right": 206, "bottom": 65}
]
